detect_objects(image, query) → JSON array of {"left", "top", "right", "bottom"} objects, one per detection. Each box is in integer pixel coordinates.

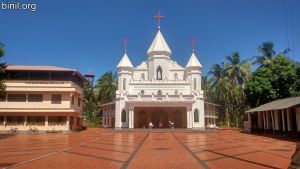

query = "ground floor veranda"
[
  {"left": 103, "top": 108, "right": 218, "bottom": 129},
  {"left": 0, "top": 112, "right": 82, "bottom": 133},
  {"left": 245, "top": 107, "right": 300, "bottom": 136}
]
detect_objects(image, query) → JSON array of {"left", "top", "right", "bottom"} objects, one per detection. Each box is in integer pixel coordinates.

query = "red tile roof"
[
  {"left": 6, "top": 65, "right": 77, "bottom": 71},
  {"left": 6, "top": 65, "right": 88, "bottom": 81}
]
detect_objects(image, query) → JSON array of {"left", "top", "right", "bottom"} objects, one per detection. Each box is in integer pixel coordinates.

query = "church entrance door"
[{"left": 134, "top": 107, "right": 187, "bottom": 128}]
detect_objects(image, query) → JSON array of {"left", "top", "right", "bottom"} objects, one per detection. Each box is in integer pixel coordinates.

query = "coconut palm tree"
[
  {"left": 224, "top": 52, "right": 251, "bottom": 86},
  {"left": 0, "top": 42, "right": 6, "bottom": 97},
  {"left": 208, "top": 63, "right": 225, "bottom": 88},
  {"left": 252, "top": 42, "right": 275, "bottom": 67},
  {"left": 95, "top": 71, "right": 117, "bottom": 104}
]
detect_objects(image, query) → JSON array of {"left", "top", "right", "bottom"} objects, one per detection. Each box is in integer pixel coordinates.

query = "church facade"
[{"left": 115, "top": 28, "right": 205, "bottom": 129}]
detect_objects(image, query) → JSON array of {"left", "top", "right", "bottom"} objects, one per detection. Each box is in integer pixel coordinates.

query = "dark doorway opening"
[{"left": 134, "top": 107, "right": 187, "bottom": 128}]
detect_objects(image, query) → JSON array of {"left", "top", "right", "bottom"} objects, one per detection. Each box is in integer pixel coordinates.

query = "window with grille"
[
  {"left": 0, "top": 95, "right": 6, "bottom": 102},
  {"left": 0, "top": 116, "right": 4, "bottom": 125},
  {"left": 27, "top": 116, "right": 45, "bottom": 126},
  {"left": 7, "top": 94, "right": 26, "bottom": 102},
  {"left": 28, "top": 94, "right": 43, "bottom": 102},
  {"left": 48, "top": 116, "right": 67, "bottom": 125},
  {"left": 51, "top": 95, "right": 62, "bottom": 104},
  {"left": 6, "top": 116, "right": 25, "bottom": 125}
]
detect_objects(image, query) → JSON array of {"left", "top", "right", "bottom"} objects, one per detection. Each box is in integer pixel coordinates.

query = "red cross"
[
  {"left": 122, "top": 38, "right": 129, "bottom": 51},
  {"left": 190, "top": 37, "right": 197, "bottom": 51},
  {"left": 154, "top": 11, "right": 165, "bottom": 29}
]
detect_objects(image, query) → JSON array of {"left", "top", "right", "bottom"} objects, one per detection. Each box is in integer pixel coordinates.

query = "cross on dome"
[
  {"left": 154, "top": 11, "right": 165, "bottom": 30},
  {"left": 190, "top": 37, "right": 197, "bottom": 52},
  {"left": 122, "top": 38, "right": 129, "bottom": 52}
]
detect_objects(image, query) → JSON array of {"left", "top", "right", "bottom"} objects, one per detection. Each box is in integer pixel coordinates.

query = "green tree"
[
  {"left": 207, "top": 53, "right": 251, "bottom": 127},
  {"left": 208, "top": 63, "right": 232, "bottom": 126},
  {"left": 83, "top": 83, "right": 98, "bottom": 119},
  {"left": 224, "top": 52, "right": 251, "bottom": 85},
  {"left": 0, "top": 42, "right": 6, "bottom": 97},
  {"left": 252, "top": 42, "right": 276, "bottom": 67},
  {"left": 208, "top": 63, "right": 225, "bottom": 88},
  {"left": 292, "top": 65, "right": 300, "bottom": 96},
  {"left": 245, "top": 55, "right": 299, "bottom": 107},
  {"left": 95, "top": 71, "right": 117, "bottom": 104}
]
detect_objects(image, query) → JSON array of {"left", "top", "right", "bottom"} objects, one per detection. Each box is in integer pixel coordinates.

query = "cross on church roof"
[
  {"left": 190, "top": 37, "right": 197, "bottom": 52},
  {"left": 154, "top": 11, "right": 165, "bottom": 30},
  {"left": 122, "top": 38, "right": 129, "bottom": 52}
]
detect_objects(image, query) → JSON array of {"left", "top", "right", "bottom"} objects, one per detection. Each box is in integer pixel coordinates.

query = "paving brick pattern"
[{"left": 0, "top": 129, "right": 296, "bottom": 169}]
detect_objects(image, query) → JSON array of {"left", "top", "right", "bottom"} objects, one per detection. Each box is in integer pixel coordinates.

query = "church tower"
[
  {"left": 147, "top": 12, "right": 171, "bottom": 81},
  {"left": 186, "top": 45, "right": 204, "bottom": 128},
  {"left": 147, "top": 30, "right": 171, "bottom": 80},
  {"left": 116, "top": 48, "right": 133, "bottom": 128}
]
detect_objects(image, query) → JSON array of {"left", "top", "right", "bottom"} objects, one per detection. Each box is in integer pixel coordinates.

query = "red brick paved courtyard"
[{"left": 0, "top": 128, "right": 296, "bottom": 169}]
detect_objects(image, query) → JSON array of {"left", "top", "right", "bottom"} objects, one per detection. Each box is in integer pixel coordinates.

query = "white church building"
[
  {"left": 115, "top": 28, "right": 207, "bottom": 129},
  {"left": 101, "top": 13, "right": 218, "bottom": 129}
]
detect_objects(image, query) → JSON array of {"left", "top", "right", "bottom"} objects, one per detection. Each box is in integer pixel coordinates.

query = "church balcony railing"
[{"left": 126, "top": 95, "right": 194, "bottom": 102}]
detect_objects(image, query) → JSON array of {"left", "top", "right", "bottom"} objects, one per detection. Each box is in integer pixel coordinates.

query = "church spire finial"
[
  {"left": 122, "top": 38, "right": 129, "bottom": 53},
  {"left": 154, "top": 11, "right": 165, "bottom": 30},
  {"left": 190, "top": 37, "right": 197, "bottom": 52}
]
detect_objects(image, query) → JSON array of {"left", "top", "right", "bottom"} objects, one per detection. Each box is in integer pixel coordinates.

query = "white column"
[
  {"left": 129, "top": 110, "right": 132, "bottom": 128},
  {"left": 187, "top": 109, "right": 191, "bottom": 128},
  {"left": 187, "top": 109, "right": 189, "bottom": 128},
  {"left": 132, "top": 110, "right": 134, "bottom": 128},
  {"left": 271, "top": 111, "right": 274, "bottom": 130},
  {"left": 191, "top": 110, "right": 194, "bottom": 128},
  {"left": 67, "top": 116, "right": 70, "bottom": 130},
  {"left": 45, "top": 116, "right": 48, "bottom": 127},
  {"left": 258, "top": 112, "right": 261, "bottom": 129},
  {"left": 282, "top": 110, "right": 285, "bottom": 131},
  {"left": 266, "top": 111, "right": 270, "bottom": 130},
  {"left": 24, "top": 116, "right": 27, "bottom": 127},
  {"left": 262, "top": 111, "right": 266, "bottom": 130},
  {"left": 3, "top": 116, "right": 6, "bottom": 127},
  {"left": 286, "top": 109, "right": 291, "bottom": 131},
  {"left": 274, "top": 110, "right": 279, "bottom": 130},
  {"left": 129, "top": 109, "right": 134, "bottom": 129}
]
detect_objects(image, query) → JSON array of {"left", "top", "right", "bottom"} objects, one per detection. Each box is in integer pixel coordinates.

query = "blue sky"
[{"left": 0, "top": 0, "right": 299, "bottom": 79}]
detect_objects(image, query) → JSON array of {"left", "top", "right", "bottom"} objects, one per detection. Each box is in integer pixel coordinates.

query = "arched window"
[
  {"left": 194, "top": 109, "right": 199, "bottom": 122},
  {"left": 141, "top": 73, "right": 145, "bottom": 80},
  {"left": 193, "top": 78, "right": 197, "bottom": 90},
  {"left": 174, "top": 73, "right": 178, "bottom": 80},
  {"left": 157, "top": 66, "right": 162, "bottom": 80},
  {"left": 141, "top": 90, "right": 145, "bottom": 95},
  {"left": 123, "top": 78, "right": 126, "bottom": 90},
  {"left": 175, "top": 90, "right": 178, "bottom": 95},
  {"left": 121, "top": 109, "right": 126, "bottom": 122}
]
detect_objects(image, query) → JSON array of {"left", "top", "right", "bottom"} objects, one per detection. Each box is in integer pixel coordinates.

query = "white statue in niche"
[{"left": 157, "top": 67, "right": 162, "bottom": 80}]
